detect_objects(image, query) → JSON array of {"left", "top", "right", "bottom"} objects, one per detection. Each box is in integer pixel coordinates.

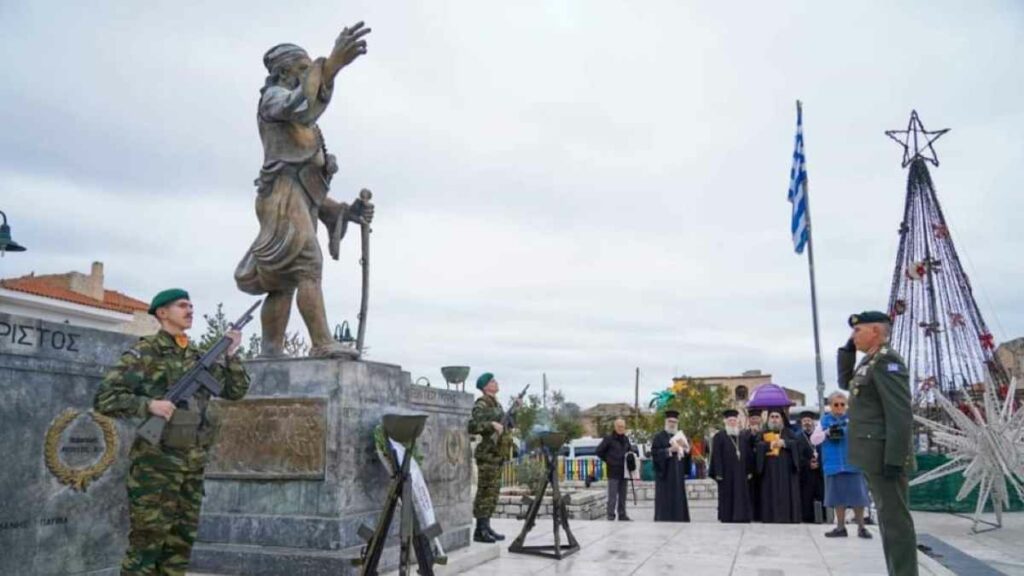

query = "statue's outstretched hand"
[{"left": 333, "top": 21, "right": 371, "bottom": 68}]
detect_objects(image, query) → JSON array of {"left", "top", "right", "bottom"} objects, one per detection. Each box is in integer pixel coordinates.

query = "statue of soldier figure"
[{"left": 235, "top": 22, "right": 374, "bottom": 358}]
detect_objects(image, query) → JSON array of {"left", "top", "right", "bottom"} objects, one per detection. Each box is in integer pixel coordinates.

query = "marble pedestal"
[{"left": 191, "top": 357, "right": 474, "bottom": 575}]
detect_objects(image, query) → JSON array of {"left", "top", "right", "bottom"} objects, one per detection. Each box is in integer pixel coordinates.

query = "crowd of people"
[
  {"left": 593, "top": 311, "right": 919, "bottom": 576},
  {"left": 708, "top": 403, "right": 870, "bottom": 531}
]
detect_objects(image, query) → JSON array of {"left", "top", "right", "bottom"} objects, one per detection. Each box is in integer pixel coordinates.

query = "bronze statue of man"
[{"left": 235, "top": 22, "right": 374, "bottom": 358}]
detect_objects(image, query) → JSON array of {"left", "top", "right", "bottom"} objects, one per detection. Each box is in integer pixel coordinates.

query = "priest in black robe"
[
  {"left": 795, "top": 410, "right": 825, "bottom": 523},
  {"left": 739, "top": 410, "right": 763, "bottom": 521},
  {"left": 710, "top": 409, "right": 753, "bottom": 523},
  {"left": 651, "top": 410, "right": 691, "bottom": 522},
  {"left": 755, "top": 408, "right": 802, "bottom": 523}
]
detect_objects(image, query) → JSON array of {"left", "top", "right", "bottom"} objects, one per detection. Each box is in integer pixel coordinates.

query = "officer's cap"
[
  {"left": 848, "top": 310, "right": 892, "bottom": 327},
  {"left": 148, "top": 288, "right": 190, "bottom": 315}
]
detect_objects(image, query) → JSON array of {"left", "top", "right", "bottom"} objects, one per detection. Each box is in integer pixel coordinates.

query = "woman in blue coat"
[{"left": 811, "top": 391, "right": 873, "bottom": 538}]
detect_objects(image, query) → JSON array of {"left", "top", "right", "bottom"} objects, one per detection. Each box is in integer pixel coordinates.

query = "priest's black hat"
[
  {"left": 722, "top": 409, "right": 739, "bottom": 418},
  {"left": 664, "top": 409, "right": 680, "bottom": 419},
  {"left": 799, "top": 410, "right": 818, "bottom": 420},
  {"left": 766, "top": 407, "right": 787, "bottom": 417}
]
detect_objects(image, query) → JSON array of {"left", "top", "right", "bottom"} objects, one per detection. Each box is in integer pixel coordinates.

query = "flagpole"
[{"left": 798, "top": 100, "right": 827, "bottom": 414}]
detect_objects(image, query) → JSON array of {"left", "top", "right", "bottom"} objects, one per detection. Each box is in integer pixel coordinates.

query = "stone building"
[
  {"left": 580, "top": 402, "right": 640, "bottom": 437},
  {"left": 997, "top": 338, "right": 1024, "bottom": 381},
  {"left": 0, "top": 261, "right": 157, "bottom": 336}
]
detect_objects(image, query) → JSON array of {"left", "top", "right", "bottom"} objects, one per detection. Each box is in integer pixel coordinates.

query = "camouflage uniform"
[
  {"left": 94, "top": 330, "right": 250, "bottom": 576},
  {"left": 468, "top": 394, "right": 506, "bottom": 519}
]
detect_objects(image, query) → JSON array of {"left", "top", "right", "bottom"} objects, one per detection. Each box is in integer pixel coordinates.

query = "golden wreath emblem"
[
  {"left": 44, "top": 408, "right": 119, "bottom": 492},
  {"left": 445, "top": 429, "right": 466, "bottom": 465}
]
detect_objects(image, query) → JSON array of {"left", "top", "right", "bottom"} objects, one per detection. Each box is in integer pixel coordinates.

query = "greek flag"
[{"left": 788, "top": 103, "right": 809, "bottom": 254}]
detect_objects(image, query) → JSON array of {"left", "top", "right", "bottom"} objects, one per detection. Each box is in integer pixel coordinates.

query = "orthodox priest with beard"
[
  {"left": 755, "top": 408, "right": 802, "bottom": 523},
  {"left": 740, "top": 411, "right": 764, "bottom": 521},
  {"left": 651, "top": 410, "right": 691, "bottom": 522},
  {"left": 710, "top": 409, "right": 753, "bottom": 523}
]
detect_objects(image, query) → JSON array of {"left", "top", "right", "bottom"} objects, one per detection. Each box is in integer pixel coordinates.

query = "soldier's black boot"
[
  {"left": 484, "top": 518, "right": 505, "bottom": 541},
  {"left": 473, "top": 518, "right": 496, "bottom": 543}
]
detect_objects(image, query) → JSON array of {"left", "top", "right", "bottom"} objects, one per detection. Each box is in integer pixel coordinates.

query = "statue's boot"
[{"left": 309, "top": 341, "right": 360, "bottom": 359}]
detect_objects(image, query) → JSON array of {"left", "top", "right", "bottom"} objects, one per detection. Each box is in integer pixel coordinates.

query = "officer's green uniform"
[
  {"left": 93, "top": 290, "right": 250, "bottom": 576},
  {"left": 839, "top": 312, "right": 918, "bottom": 576}
]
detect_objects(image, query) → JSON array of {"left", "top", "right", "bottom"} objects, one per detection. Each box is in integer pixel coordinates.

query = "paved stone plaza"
[
  {"left": 471, "top": 517, "right": 927, "bottom": 576},
  {"left": 421, "top": 504, "right": 1024, "bottom": 576},
  {"left": 191, "top": 502, "right": 1024, "bottom": 575}
]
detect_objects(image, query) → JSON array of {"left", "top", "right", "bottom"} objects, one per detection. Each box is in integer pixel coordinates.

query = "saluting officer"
[
  {"left": 94, "top": 289, "right": 250, "bottom": 576},
  {"left": 838, "top": 311, "right": 918, "bottom": 576}
]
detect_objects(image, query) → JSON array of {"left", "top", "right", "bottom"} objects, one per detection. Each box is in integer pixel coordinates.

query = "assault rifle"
[
  {"left": 500, "top": 383, "right": 530, "bottom": 432},
  {"left": 136, "top": 300, "right": 261, "bottom": 445}
]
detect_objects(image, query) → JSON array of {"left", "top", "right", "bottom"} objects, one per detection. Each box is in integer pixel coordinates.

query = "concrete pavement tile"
[
  {"left": 632, "top": 555, "right": 733, "bottom": 576},
  {"left": 465, "top": 556, "right": 556, "bottom": 575},
  {"left": 730, "top": 563, "right": 827, "bottom": 576},
  {"left": 536, "top": 558, "right": 647, "bottom": 575}
]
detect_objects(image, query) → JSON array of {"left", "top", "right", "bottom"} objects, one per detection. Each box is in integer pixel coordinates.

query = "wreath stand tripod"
[{"left": 508, "top": 432, "right": 580, "bottom": 560}]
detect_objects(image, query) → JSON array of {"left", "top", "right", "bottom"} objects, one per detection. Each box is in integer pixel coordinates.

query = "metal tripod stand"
[
  {"left": 508, "top": 432, "right": 580, "bottom": 560},
  {"left": 353, "top": 414, "right": 438, "bottom": 576}
]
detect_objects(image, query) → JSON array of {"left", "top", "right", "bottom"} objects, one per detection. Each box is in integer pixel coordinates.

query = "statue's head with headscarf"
[{"left": 262, "top": 43, "right": 311, "bottom": 91}]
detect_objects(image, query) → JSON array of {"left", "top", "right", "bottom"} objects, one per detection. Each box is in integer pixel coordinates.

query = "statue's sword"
[{"left": 356, "top": 189, "right": 373, "bottom": 355}]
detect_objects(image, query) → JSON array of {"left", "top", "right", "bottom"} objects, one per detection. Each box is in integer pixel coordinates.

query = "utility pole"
[{"left": 634, "top": 367, "right": 640, "bottom": 426}]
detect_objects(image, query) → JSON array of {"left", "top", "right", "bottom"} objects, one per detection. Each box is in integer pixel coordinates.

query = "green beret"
[
  {"left": 476, "top": 372, "right": 494, "bottom": 390},
  {"left": 149, "top": 288, "right": 190, "bottom": 315},
  {"left": 849, "top": 310, "right": 891, "bottom": 327}
]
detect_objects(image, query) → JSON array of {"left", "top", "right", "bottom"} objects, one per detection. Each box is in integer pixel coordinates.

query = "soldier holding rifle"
[
  {"left": 467, "top": 372, "right": 525, "bottom": 543},
  {"left": 94, "top": 289, "right": 251, "bottom": 576}
]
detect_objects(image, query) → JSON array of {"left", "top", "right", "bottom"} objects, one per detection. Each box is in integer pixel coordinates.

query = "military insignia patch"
[{"left": 887, "top": 363, "right": 903, "bottom": 372}]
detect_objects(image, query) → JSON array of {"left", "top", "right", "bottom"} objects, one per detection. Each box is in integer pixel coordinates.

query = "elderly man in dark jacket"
[{"left": 595, "top": 418, "right": 637, "bottom": 521}]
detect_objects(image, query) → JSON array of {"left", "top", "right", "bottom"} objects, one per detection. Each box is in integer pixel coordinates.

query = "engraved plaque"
[{"left": 205, "top": 398, "right": 326, "bottom": 480}]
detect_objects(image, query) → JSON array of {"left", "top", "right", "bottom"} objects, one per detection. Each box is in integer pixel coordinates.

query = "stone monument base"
[{"left": 190, "top": 357, "right": 474, "bottom": 576}]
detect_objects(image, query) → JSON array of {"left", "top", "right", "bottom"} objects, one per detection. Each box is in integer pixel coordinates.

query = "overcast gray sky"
[{"left": 2, "top": 1, "right": 1022, "bottom": 409}]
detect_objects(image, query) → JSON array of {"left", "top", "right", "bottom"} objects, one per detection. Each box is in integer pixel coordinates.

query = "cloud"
[{"left": 2, "top": 0, "right": 1023, "bottom": 410}]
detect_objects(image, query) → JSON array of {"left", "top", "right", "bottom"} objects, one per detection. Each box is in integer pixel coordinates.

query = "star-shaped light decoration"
[
  {"left": 885, "top": 110, "right": 950, "bottom": 168},
  {"left": 910, "top": 375, "right": 1024, "bottom": 532}
]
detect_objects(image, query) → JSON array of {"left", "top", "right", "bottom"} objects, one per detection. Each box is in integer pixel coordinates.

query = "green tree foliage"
[
  {"left": 197, "top": 303, "right": 235, "bottom": 353},
  {"left": 550, "top": 392, "right": 584, "bottom": 440},
  {"left": 628, "top": 411, "right": 663, "bottom": 447},
  {"left": 511, "top": 394, "right": 543, "bottom": 441},
  {"left": 663, "top": 377, "right": 731, "bottom": 445}
]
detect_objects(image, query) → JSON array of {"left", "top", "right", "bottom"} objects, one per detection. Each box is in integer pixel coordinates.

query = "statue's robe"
[{"left": 236, "top": 59, "right": 348, "bottom": 294}]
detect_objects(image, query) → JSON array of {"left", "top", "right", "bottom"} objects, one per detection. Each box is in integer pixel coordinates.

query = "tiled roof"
[{"left": 0, "top": 275, "right": 148, "bottom": 315}]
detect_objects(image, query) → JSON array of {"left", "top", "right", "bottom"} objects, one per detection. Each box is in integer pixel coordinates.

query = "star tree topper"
[{"left": 885, "top": 110, "right": 950, "bottom": 168}]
